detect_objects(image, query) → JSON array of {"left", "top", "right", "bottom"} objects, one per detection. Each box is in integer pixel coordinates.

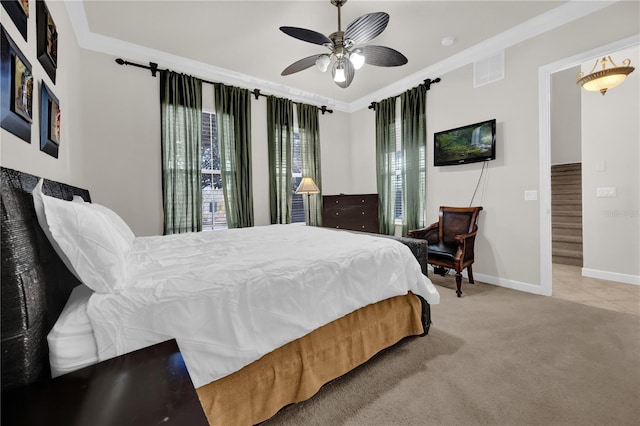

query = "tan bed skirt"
[{"left": 196, "top": 292, "right": 426, "bottom": 426}]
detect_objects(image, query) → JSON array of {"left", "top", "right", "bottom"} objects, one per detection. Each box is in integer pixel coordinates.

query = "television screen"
[{"left": 434, "top": 119, "right": 496, "bottom": 166}]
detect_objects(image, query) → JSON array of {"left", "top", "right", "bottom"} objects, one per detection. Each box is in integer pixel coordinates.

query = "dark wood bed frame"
[{"left": 1, "top": 167, "right": 91, "bottom": 391}]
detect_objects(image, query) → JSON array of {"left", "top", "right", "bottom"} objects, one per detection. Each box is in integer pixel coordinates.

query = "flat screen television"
[{"left": 434, "top": 119, "right": 496, "bottom": 166}]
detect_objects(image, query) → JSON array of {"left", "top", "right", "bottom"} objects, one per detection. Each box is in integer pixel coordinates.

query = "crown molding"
[{"left": 65, "top": 0, "right": 616, "bottom": 114}]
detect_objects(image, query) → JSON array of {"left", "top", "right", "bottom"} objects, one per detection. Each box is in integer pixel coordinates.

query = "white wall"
[
  {"left": 348, "top": 1, "right": 639, "bottom": 290},
  {"left": 581, "top": 46, "right": 639, "bottom": 281},
  {"left": 2, "top": 1, "right": 637, "bottom": 287},
  {"left": 76, "top": 48, "right": 353, "bottom": 235},
  {"left": 551, "top": 66, "right": 582, "bottom": 165},
  {"left": 1, "top": 1, "right": 84, "bottom": 185}
]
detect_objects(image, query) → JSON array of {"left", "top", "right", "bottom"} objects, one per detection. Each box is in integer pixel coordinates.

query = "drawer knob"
[
  {"left": 361, "top": 199, "right": 365, "bottom": 203},
  {"left": 361, "top": 211, "right": 365, "bottom": 215},
  {"left": 335, "top": 212, "right": 339, "bottom": 216}
]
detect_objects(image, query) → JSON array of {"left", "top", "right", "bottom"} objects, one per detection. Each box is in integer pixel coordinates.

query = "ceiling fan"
[{"left": 280, "top": 0, "right": 408, "bottom": 88}]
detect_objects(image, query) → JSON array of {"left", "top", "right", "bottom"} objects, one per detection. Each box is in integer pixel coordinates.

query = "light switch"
[{"left": 524, "top": 190, "right": 538, "bottom": 201}]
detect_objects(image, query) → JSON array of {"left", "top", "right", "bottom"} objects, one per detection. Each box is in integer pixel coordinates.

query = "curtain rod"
[
  {"left": 115, "top": 58, "right": 334, "bottom": 115},
  {"left": 367, "top": 78, "right": 441, "bottom": 111}
]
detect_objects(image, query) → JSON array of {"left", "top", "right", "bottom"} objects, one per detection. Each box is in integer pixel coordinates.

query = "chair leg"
[
  {"left": 467, "top": 265, "right": 475, "bottom": 284},
  {"left": 455, "top": 271, "right": 463, "bottom": 297}
]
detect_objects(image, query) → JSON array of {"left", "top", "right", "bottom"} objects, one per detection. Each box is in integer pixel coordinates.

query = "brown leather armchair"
[{"left": 408, "top": 206, "right": 483, "bottom": 297}]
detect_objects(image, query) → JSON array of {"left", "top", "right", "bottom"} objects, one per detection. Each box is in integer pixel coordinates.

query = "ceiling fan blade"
[
  {"left": 281, "top": 55, "right": 324, "bottom": 76},
  {"left": 345, "top": 12, "right": 389, "bottom": 45},
  {"left": 361, "top": 45, "right": 408, "bottom": 67},
  {"left": 332, "top": 59, "right": 355, "bottom": 89},
  {"left": 280, "top": 26, "right": 332, "bottom": 46}
]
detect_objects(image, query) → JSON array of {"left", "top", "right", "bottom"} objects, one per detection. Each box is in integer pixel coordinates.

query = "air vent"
[{"left": 474, "top": 50, "right": 505, "bottom": 88}]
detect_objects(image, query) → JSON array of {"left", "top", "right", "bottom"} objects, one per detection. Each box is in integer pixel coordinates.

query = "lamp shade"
[{"left": 295, "top": 177, "right": 320, "bottom": 195}]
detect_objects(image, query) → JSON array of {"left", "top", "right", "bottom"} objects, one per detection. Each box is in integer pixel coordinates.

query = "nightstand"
[{"left": 1, "top": 339, "right": 209, "bottom": 426}]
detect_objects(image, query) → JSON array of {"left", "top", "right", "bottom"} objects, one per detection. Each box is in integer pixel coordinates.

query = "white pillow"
[
  {"left": 47, "top": 284, "right": 99, "bottom": 377},
  {"left": 72, "top": 196, "right": 135, "bottom": 243},
  {"left": 38, "top": 182, "right": 131, "bottom": 293},
  {"left": 33, "top": 179, "right": 82, "bottom": 281}
]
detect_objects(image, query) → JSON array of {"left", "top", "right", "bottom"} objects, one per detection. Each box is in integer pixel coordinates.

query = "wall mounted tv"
[{"left": 434, "top": 119, "right": 496, "bottom": 166}]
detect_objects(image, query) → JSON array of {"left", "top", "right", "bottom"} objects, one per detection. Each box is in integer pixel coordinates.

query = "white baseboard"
[
  {"left": 471, "top": 272, "right": 547, "bottom": 296},
  {"left": 581, "top": 268, "right": 640, "bottom": 286},
  {"left": 430, "top": 266, "right": 546, "bottom": 296}
]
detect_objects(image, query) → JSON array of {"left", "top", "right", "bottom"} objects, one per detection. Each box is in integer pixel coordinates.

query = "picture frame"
[
  {"left": 36, "top": 0, "right": 56, "bottom": 83},
  {"left": 1, "top": 0, "right": 29, "bottom": 41},
  {"left": 1, "top": 25, "right": 32, "bottom": 143},
  {"left": 40, "top": 82, "right": 60, "bottom": 158}
]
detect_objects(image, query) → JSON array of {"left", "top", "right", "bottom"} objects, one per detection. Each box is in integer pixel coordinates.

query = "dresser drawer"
[{"left": 322, "top": 194, "right": 379, "bottom": 233}]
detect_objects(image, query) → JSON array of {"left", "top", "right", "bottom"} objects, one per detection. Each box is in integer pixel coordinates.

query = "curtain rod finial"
[
  {"left": 320, "top": 105, "right": 334, "bottom": 115},
  {"left": 115, "top": 58, "right": 125, "bottom": 65}
]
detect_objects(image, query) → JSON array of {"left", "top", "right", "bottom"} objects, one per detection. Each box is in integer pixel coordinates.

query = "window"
[
  {"left": 291, "top": 131, "right": 305, "bottom": 223},
  {"left": 394, "top": 104, "right": 403, "bottom": 222},
  {"left": 201, "top": 111, "right": 227, "bottom": 230}
]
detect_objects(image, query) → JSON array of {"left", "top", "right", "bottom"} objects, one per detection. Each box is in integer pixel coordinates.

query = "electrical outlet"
[
  {"left": 596, "top": 187, "right": 617, "bottom": 197},
  {"left": 524, "top": 190, "right": 538, "bottom": 201}
]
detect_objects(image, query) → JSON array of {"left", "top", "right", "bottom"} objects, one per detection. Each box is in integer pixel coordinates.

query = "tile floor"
[{"left": 552, "top": 263, "right": 640, "bottom": 316}]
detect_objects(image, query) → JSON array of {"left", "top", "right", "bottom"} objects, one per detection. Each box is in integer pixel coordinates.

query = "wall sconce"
[{"left": 576, "top": 55, "right": 635, "bottom": 95}]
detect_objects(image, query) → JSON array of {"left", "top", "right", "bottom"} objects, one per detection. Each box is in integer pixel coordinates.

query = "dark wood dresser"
[
  {"left": 322, "top": 193, "right": 379, "bottom": 233},
  {"left": 1, "top": 339, "right": 209, "bottom": 426}
]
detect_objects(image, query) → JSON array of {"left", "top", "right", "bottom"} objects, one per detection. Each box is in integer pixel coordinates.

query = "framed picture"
[
  {"left": 40, "top": 82, "right": 60, "bottom": 158},
  {"left": 36, "top": 0, "right": 56, "bottom": 83},
  {"left": 1, "top": 25, "right": 32, "bottom": 142},
  {"left": 1, "top": 0, "right": 29, "bottom": 41}
]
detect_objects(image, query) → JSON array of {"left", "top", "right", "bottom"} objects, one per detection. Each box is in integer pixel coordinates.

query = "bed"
[{"left": 0, "top": 167, "right": 438, "bottom": 425}]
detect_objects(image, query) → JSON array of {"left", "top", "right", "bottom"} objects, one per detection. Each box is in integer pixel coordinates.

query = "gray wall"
[
  {"left": 1, "top": 2, "right": 638, "bottom": 289},
  {"left": 348, "top": 1, "right": 639, "bottom": 290},
  {"left": 551, "top": 66, "right": 582, "bottom": 165}
]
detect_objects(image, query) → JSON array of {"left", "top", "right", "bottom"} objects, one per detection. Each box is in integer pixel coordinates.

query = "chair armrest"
[
  {"left": 454, "top": 229, "right": 478, "bottom": 244},
  {"left": 454, "top": 229, "right": 478, "bottom": 263},
  {"left": 408, "top": 222, "right": 438, "bottom": 241}
]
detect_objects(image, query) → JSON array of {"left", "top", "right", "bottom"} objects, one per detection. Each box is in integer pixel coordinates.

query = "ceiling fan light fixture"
[
  {"left": 350, "top": 50, "right": 365, "bottom": 69},
  {"left": 333, "top": 61, "right": 347, "bottom": 82},
  {"left": 279, "top": 0, "right": 406, "bottom": 89},
  {"left": 316, "top": 54, "right": 331, "bottom": 72}
]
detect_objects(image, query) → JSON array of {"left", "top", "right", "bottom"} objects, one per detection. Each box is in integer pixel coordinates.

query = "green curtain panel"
[
  {"left": 296, "top": 103, "right": 322, "bottom": 226},
  {"left": 160, "top": 70, "right": 203, "bottom": 235},
  {"left": 375, "top": 97, "right": 397, "bottom": 236},
  {"left": 400, "top": 85, "right": 427, "bottom": 236},
  {"left": 267, "top": 96, "right": 294, "bottom": 224},
  {"left": 214, "top": 83, "right": 254, "bottom": 228}
]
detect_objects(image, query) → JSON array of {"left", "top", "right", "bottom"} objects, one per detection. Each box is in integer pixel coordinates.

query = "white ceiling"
[{"left": 69, "top": 1, "right": 615, "bottom": 111}]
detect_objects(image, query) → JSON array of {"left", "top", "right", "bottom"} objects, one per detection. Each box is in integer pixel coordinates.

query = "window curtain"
[
  {"left": 214, "top": 83, "right": 254, "bottom": 228},
  {"left": 296, "top": 103, "right": 322, "bottom": 226},
  {"left": 400, "top": 85, "right": 427, "bottom": 235},
  {"left": 375, "top": 97, "right": 397, "bottom": 236},
  {"left": 160, "top": 70, "right": 202, "bottom": 235},
  {"left": 267, "top": 96, "right": 294, "bottom": 224}
]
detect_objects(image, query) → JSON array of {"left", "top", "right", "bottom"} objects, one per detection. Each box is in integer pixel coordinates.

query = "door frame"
[{"left": 537, "top": 34, "right": 639, "bottom": 296}]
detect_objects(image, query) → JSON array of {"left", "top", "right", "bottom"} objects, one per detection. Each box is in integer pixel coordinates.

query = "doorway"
[{"left": 538, "top": 35, "right": 639, "bottom": 297}]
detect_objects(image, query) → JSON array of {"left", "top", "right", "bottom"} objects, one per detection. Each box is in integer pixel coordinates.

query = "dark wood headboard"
[{"left": 1, "top": 167, "right": 91, "bottom": 391}]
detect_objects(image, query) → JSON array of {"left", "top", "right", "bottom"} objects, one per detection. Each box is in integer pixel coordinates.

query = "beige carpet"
[{"left": 262, "top": 276, "right": 640, "bottom": 425}]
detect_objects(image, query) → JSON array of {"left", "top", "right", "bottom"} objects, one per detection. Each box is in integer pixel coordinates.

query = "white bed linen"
[
  {"left": 47, "top": 284, "right": 99, "bottom": 377},
  {"left": 87, "top": 225, "right": 440, "bottom": 387}
]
